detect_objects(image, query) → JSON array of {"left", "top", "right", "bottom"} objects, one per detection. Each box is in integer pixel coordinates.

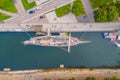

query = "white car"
[{"left": 36, "top": 7, "right": 41, "bottom": 10}]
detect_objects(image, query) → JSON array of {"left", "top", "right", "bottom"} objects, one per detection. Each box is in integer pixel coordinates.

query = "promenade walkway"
[
  {"left": 0, "top": 69, "right": 120, "bottom": 80},
  {"left": 0, "top": 9, "right": 17, "bottom": 16},
  {"left": 0, "top": 22, "right": 120, "bottom": 32},
  {"left": 41, "top": 22, "right": 120, "bottom": 32},
  {"left": 81, "top": 0, "right": 95, "bottom": 23}
]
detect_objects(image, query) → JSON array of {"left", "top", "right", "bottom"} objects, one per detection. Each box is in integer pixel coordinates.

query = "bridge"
[{"left": 0, "top": 22, "right": 120, "bottom": 32}]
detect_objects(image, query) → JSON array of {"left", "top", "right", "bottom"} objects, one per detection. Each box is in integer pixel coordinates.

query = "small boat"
[
  {"left": 103, "top": 32, "right": 109, "bottom": 38},
  {"left": 113, "top": 41, "right": 120, "bottom": 47}
]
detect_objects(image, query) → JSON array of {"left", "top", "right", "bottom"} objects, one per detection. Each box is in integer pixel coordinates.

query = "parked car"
[
  {"left": 36, "top": 7, "right": 41, "bottom": 10},
  {"left": 40, "top": 15, "right": 45, "bottom": 19},
  {"left": 83, "top": 15, "right": 87, "bottom": 19},
  {"left": 29, "top": 10, "right": 35, "bottom": 14}
]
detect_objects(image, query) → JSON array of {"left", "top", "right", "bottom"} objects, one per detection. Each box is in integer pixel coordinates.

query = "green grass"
[
  {"left": 0, "top": 14, "right": 10, "bottom": 22},
  {"left": 0, "top": 0, "right": 17, "bottom": 13},
  {"left": 55, "top": 4, "right": 71, "bottom": 17},
  {"left": 72, "top": 0, "right": 85, "bottom": 16},
  {"left": 21, "top": 0, "right": 36, "bottom": 10},
  {"left": 65, "top": 32, "right": 69, "bottom": 36},
  {"left": 89, "top": 0, "right": 113, "bottom": 8}
]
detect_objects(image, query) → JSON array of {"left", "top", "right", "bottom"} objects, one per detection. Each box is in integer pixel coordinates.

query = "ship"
[{"left": 23, "top": 36, "right": 90, "bottom": 47}]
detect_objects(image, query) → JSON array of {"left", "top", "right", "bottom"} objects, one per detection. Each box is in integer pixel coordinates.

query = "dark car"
[
  {"left": 40, "top": 15, "right": 45, "bottom": 19},
  {"left": 83, "top": 15, "right": 87, "bottom": 19},
  {"left": 29, "top": 10, "right": 35, "bottom": 14}
]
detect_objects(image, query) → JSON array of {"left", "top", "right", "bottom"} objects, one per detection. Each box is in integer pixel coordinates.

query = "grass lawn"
[
  {"left": 55, "top": 4, "right": 71, "bottom": 17},
  {"left": 0, "top": 14, "right": 10, "bottom": 22},
  {"left": 89, "top": 0, "right": 113, "bottom": 8},
  {"left": 21, "top": 0, "right": 36, "bottom": 10},
  {"left": 65, "top": 32, "right": 69, "bottom": 36},
  {"left": 0, "top": 0, "right": 17, "bottom": 13},
  {"left": 72, "top": 0, "right": 85, "bottom": 16}
]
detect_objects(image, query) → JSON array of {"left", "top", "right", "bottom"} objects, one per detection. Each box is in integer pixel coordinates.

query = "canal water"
[{"left": 0, "top": 32, "right": 120, "bottom": 70}]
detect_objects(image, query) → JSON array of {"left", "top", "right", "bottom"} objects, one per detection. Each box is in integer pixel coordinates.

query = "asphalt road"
[{"left": 5, "top": 0, "right": 73, "bottom": 24}]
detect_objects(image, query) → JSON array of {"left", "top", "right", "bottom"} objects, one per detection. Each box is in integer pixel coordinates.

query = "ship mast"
[
  {"left": 68, "top": 33, "right": 71, "bottom": 53},
  {"left": 47, "top": 28, "right": 51, "bottom": 36}
]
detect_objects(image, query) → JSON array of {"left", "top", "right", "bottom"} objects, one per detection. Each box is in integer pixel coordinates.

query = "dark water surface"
[{"left": 0, "top": 32, "right": 120, "bottom": 70}]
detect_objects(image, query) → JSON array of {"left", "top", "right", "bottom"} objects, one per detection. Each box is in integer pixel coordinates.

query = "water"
[{"left": 0, "top": 32, "right": 120, "bottom": 70}]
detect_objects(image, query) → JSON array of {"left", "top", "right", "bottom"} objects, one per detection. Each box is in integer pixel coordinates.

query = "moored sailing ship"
[{"left": 23, "top": 36, "right": 90, "bottom": 47}]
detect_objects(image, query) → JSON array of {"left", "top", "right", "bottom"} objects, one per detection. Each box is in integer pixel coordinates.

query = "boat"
[
  {"left": 23, "top": 36, "right": 90, "bottom": 47},
  {"left": 113, "top": 41, "right": 120, "bottom": 47},
  {"left": 103, "top": 32, "right": 109, "bottom": 38}
]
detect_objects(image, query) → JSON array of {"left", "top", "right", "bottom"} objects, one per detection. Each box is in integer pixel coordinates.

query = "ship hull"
[{"left": 23, "top": 36, "right": 90, "bottom": 47}]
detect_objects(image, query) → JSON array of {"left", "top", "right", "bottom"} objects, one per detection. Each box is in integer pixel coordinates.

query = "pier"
[{"left": 0, "top": 22, "right": 120, "bottom": 32}]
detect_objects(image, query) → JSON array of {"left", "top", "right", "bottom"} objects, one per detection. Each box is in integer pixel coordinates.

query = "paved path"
[
  {"left": 42, "top": 22, "right": 120, "bottom": 32},
  {"left": 5, "top": 0, "right": 74, "bottom": 24},
  {"left": 0, "top": 69, "right": 120, "bottom": 80},
  {"left": 14, "top": 0, "right": 25, "bottom": 14},
  {"left": 0, "top": 9, "right": 17, "bottom": 16},
  {"left": 81, "top": 0, "right": 95, "bottom": 23},
  {"left": 0, "top": 22, "right": 120, "bottom": 32}
]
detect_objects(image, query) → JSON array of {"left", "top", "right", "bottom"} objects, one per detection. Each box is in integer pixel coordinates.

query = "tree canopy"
[{"left": 94, "top": 1, "right": 120, "bottom": 22}]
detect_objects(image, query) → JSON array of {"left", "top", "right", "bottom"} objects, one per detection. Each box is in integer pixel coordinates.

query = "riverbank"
[{"left": 0, "top": 68, "right": 120, "bottom": 80}]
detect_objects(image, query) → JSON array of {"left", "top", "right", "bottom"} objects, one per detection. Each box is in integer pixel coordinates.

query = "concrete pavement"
[
  {"left": 14, "top": 0, "right": 25, "bottom": 14},
  {"left": 0, "top": 22, "right": 120, "bottom": 32},
  {"left": 81, "top": 0, "right": 95, "bottom": 23},
  {"left": 42, "top": 22, "right": 120, "bottom": 32},
  {"left": 0, "top": 9, "right": 17, "bottom": 16}
]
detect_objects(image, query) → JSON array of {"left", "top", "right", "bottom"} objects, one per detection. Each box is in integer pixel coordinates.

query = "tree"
[
  {"left": 69, "top": 77, "right": 75, "bottom": 80},
  {"left": 115, "top": 0, "right": 120, "bottom": 16},
  {"left": 104, "top": 77, "right": 110, "bottom": 80},
  {"left": 44, "top": 78, "right": 50, "bottom": 80},
  {"left": 110, "top": 76, "right": 119, "bottom": 80},
  {"left": 85, "top": 77, "right": 96, "bottom": 80},
  {"left": 94, "top": 2, "right": 119, "bottom": 22},
  {"left": 94, "top": 7, "right": 107, "bottom": 22},
  {"left": 106, "top": 4, "right": 119, "bottom": 21},
  {"left": 0, "top": 0, "right": 5, "bottom": 8}
]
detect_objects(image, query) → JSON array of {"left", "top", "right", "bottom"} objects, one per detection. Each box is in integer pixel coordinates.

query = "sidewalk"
[
  {"left": 0, "top": 9, "right": 17, "bottom": 16},
  {"left": 14, "top": 0, "right": 25, "bottom": 14},
  {"left": 81, "top": 0, "right": 95, "bottom": 23}
]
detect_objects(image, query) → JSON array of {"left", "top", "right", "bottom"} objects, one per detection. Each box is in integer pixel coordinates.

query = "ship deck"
[{"left": 24, "top": 36, "right": 90, "bottom": 46}]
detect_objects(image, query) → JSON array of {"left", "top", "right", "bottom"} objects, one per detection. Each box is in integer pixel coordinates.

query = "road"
[
  {"left": 81, "top": 0, "right": 95, "bottom": 23},
  {"left": 14, "top": 0, "right": 25, "bottom": 14},
  {"left": 5, "top": 0, "right": 73, "bottom": 24}
]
